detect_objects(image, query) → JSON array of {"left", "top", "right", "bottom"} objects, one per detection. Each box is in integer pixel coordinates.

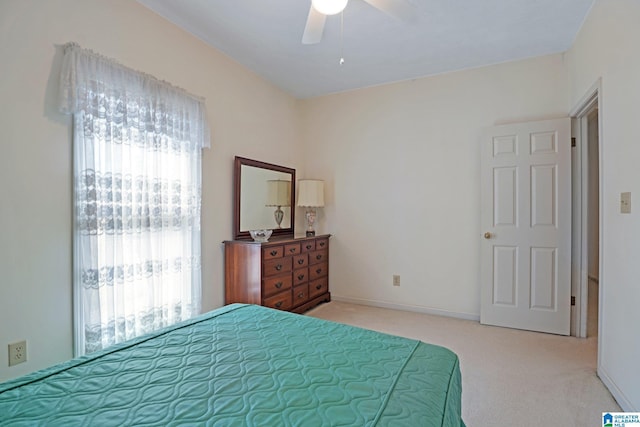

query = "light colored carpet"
[{"left": 307, "top": 301, "right": 620, "bottom": 427}]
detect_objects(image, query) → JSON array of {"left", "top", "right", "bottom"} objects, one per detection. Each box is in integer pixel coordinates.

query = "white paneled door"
[{"left": 480, "top": 118, "right": 571, "bottom": 335}]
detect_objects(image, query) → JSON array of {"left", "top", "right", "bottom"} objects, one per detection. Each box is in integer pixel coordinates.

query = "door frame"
[{"left": 569, "top": 78, "right": 602, "bottom": 340}]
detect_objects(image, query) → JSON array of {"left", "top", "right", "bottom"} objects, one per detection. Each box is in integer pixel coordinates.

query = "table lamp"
[{"left": 297, "top": 180, "right": 324, "bottom": 236}]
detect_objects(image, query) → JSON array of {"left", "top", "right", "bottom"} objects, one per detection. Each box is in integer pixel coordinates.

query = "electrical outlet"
[
  {"left": 621, "top": 192, "right": 631, "bottom": 214},
  {"left": 8, "top": 340, "right": 27, "bottom": 366},
  {"left": 393, "top": 275, "right": 400, "bottom": 287}
]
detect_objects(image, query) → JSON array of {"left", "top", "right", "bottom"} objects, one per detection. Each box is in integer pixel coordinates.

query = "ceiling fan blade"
[
  {"left": 302, "top": 5, "right": 327, "bottom": 44},
  {"left": 361, "top": 0, "right": 415, "bottom": 22}
]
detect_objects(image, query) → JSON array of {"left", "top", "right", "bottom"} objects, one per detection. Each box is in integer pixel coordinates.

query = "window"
[{"left": 60, "top": 43, "right": 210, "bottom": 355}]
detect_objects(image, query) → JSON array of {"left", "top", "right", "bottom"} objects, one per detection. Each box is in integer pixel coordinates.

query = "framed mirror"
[{"left": 233, "top": 156, "right": 296, "bottom": 240}]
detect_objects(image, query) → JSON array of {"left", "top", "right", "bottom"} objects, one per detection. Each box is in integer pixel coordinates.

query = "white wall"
[
  {"left": 299, "top": 54, "right": 568, "bottom": 318},
  {"left": 566, "top": 0, "right": 640, "bottom": 411},
  {"left": 0, "top": 0, "right": 300, "bottom": 381}
]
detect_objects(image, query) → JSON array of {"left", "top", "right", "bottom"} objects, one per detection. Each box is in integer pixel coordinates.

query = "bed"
[{"left": 0, "top": 304, "right": 465, "bottom": 426}]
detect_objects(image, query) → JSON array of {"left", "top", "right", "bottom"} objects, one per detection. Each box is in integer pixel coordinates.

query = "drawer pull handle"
[
  {"left": 298, "top": 274, "right": 305, "bottom": 280},
  {"left": 289, "top": 248, "right": 296, "bottom": 253},
  {"left": 298, "top": 292, "right": 304, "bottom": 298},
  {"left": 315, "top": 284, "right": 322, "bottom": 290},
  {"left": 270, "top": 250, "right": 278, "bottom": 256},
  {"left": 275, "top": 264, "right": 283, "bottom": 271},
  {"left": 306, "top": 244, "right": 312, "bottom": 249},
  {"left": 275, "top": 301, "right": 283, "bottom": 308},
  {"left": 275, "top": 282, "right": 283, "bottom": 289},
  {"left": 319, "top": 242, "right": 325, "bottom": 247},
  {"left": 315, "top": 268, "right": 322, "bottom": 274},
  {"left": 316, "top": 255, "right": 322, "bottom": 260},
  {"left": 298, "top": 259, "right": 305, "bottom": 265}
]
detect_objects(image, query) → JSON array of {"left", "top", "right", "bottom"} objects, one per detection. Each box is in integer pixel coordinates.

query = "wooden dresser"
[{"left": 224, "top": 234, "right": 331, "bottom": 313}]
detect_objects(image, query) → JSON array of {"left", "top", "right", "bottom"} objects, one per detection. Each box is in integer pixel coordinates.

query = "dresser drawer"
[
  {"left": 292, "top": 284, "right": 309, "bottom": 305},
  {"left": 316, "top": 238, "right": 329, "bottom": 250},
  {"left": 284, "top": 243, "right": 301, "bottom": 255},
  {"left": 301, "top": 240, "right": 316, "bottom": 253},
  {"left": 263, "top": 246, "right": 283, "bottom": 260},
  {"left": 263, "top": 291, "right": 292, "bottom": 311},
  {"left": 293, "top": 267, "right": 308, "bottom": 286},
  {"left": 293, "top": 254, "right": 308, "bottom": 268},
  {"left": 309, "top": 262, "right": 328, "bottom": 280},
  {"left": 263, "top": 257, "right": 292, "bottom": 277},
  {"left": 263, "top": 275, "right": 292, "bottom": 297},
  {"left": 309, "top": 278, "right": 328, "bottom": 298},
  {"left": 309, "top": 249, "right": 327, "bottom": 265}
]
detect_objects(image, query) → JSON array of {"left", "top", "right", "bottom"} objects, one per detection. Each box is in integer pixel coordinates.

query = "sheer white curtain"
[{"left": 59, "top": 43, "right": 210, "bottom": 355}]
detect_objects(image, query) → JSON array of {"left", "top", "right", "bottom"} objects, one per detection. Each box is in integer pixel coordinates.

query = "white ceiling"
[{"left": 137, "top": 0, "right": 595, "bottom": 99}]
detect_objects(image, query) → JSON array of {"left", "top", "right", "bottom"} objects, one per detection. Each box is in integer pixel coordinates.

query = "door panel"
[
  {"left": 531, "top": 165, "right": 556, "bottom": 227},
  {"left": 493, "top": 246, "right": 517, "bottom": 306},
  {"left": 530, "top": 247, "right": 556, "bottom": 310},
  {"left": 481, "top": 118, "right": 571, "bottom": 335},
  {"left": 494, "top": 167, "right": 517, "bottom": 226}
]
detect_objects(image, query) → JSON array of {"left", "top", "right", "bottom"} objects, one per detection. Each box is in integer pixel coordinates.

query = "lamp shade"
[
  {"left": 266, "top": 180, "right": 291, "bottom": 207},
  {"left": 297, "top": 180, "right": 325, "bottom": 207}
]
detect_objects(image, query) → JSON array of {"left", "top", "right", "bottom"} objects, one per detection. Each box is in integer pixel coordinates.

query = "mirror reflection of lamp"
[
  {"left": 297, "top": 180, "right": 324, "bottom": 237},
  {"left": 266, "top": 180, "right": 291, "bottom": 228}
]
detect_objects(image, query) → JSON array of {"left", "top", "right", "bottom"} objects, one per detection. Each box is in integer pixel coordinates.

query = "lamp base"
[
  {"left": 273, "top": 206, "right": 284, "bottom": 229},
  {"left": 305, "top": 209, "right": 317, "bottom": 237}
]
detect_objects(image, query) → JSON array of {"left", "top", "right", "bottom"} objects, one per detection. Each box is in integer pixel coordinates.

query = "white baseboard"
[
  {"left": 331, "top": 295, "right": 480, "bottom": 322},
  {"left": 598, "top": 363, "right": 635, "bottom": 411}
]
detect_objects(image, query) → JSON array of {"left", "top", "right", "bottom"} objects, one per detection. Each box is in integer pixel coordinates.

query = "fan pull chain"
[{"left": 339, "top": 11, "right": 345, "bottom": 66}]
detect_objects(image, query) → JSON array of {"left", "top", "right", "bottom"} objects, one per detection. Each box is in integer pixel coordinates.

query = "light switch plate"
[{"left": 621, "top": 192, "right": 631, "bottom": 214}]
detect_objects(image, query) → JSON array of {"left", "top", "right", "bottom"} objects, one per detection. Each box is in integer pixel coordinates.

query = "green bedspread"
[{"left": 0, "top": 304, "right": 464, "bottom": 426}]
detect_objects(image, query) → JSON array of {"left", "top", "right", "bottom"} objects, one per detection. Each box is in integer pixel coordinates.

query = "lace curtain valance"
[{"left": 58, "top": 42, "right": 211, "bottom": 150}]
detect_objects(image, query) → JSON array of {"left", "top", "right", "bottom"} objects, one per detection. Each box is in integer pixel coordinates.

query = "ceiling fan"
[{"left": 302, "top": 0, "right": 414, "bottom": 45}]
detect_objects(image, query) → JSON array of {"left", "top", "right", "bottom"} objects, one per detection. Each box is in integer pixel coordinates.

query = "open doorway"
[{"left": 570, "top": 81, "right": 601, "bottom": 339}]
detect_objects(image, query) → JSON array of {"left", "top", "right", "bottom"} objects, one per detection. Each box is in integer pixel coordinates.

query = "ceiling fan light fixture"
[{"left": 311, "top": 0, "right": 348, "bottom": 16}]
